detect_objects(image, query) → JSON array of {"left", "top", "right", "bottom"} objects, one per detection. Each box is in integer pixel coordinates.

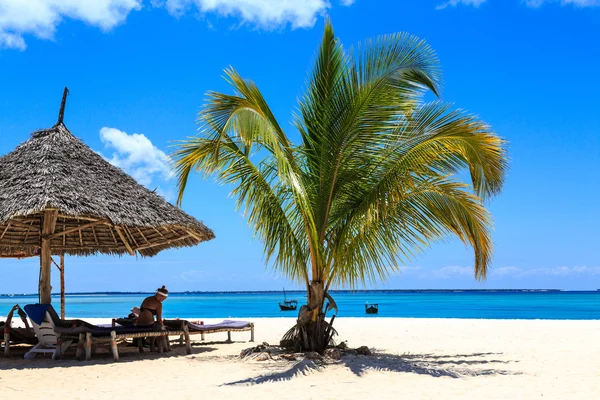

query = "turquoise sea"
[{"left": 1, "top": 291, "right": 599, "bottom": 320}]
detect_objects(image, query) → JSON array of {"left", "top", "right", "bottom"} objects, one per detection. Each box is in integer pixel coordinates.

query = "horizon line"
[{"left": 2, "top": 288, "right": 597, "bottom": 297}]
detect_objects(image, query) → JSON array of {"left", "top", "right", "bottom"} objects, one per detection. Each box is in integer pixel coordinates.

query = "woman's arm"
[{"left": 156, "top": 301, "right": 164, "bottom": 327}]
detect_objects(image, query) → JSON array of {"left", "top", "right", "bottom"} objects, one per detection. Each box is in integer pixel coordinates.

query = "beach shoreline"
[{"left": 2, "top": 317, "right": 598, "bottom": 399}]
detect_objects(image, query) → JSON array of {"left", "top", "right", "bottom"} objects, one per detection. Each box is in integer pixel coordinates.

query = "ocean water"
[{"left": 1, "top": 291, "right": 598, "bottom": 320}]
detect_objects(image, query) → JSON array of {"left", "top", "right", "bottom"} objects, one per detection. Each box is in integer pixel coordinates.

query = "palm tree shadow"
[
  {"left": 222, "top": 351, "right": 520, "bottom": 386},
  {"left": 222, "top": 359, "right": 323, "bottom": 386},
  {"left": 342, "top": 351, "right": 520, "bottom": 378}
]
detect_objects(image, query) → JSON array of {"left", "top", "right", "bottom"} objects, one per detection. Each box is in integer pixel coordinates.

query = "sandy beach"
[{"left": 1, "top": 317, "right": 598, "bottom": 399}]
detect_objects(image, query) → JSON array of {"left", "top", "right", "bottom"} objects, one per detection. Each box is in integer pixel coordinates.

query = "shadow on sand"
[
  {"left": 0, "top": 342, "right": 220, "bottom": 370},
  {"left": 222, "top": 350, "right": 520, "bottom": 386}
]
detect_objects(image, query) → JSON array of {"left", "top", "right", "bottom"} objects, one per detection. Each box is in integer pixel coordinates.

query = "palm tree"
[{"left": 172, "top": 21, "right": 507, "bottom": 353}]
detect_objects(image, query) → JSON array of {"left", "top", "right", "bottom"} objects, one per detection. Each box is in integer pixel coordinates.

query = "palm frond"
[
  {"left": 172, "top": 21, "right": 507, "bottom": 301},
  {"left": 172, "top": 121, "right": 309, "bottom": 283}
]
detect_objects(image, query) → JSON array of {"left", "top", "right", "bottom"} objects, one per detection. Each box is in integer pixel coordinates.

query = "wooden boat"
[
  {"left": 365, "top": 303, "right": 379, "bottom": 314},
  {"left": 279, "top": 299, "right": 298, "bottom": 311},
  {"left": 279, "top": 288, "right": 298, "bottom": 311}
]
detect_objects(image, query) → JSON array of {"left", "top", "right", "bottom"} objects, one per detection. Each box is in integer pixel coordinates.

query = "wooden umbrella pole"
[
  {"left": 60, "top": 252, "right": 65, "bottom": 319},
  {"left": 39, "top": 209, "right": 58, "bottom": 304},
  {"left": 50, "top": 255, "right": 65, "bottom": 317}
]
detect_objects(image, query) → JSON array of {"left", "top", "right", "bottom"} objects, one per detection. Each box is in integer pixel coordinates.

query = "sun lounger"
[
  {"left": 163, "top": 319, "right": 254, "bottom": 354},
  {"left": 24, "top": 304, "right": 170, "bottom": 361},
  {"left": 1, "top": 304, "right": 37, "bottom": 356},
  {"left": 23, "top": 304, "right": 81, "bottom": 360},
  {"left": 55, "top": 323, "right": 169, "bottom": 361},
  {"left": 167, "top": 319, "right": 254, "bottom": 340},
  {"left": 114, "top": 318, "right": 254, "bottom": 354}
]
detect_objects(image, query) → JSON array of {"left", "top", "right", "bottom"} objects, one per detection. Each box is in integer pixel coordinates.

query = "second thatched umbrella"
[{"left": 0, "top": 89, "right": 215, "bottom": 304}]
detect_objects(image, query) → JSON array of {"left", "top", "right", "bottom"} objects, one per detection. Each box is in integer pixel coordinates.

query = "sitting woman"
[{"left": 135, "top": 285, "right": 168, "bottom": 327}]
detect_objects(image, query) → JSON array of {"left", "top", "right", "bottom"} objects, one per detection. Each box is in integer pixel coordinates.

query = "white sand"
[{"left": 1, "top": 317, "right": 599, "bottom": 399}]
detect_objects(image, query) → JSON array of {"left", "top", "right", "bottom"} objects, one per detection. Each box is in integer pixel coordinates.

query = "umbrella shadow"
[
  {"left": 222, "top": 350, "right": 520, "bottom": 386},
  {"left": 0, "top": 344, "right": 218, "bottom": 370}
]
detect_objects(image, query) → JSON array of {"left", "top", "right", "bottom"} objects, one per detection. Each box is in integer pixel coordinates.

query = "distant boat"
[
  {"left": 279, "top": 288, "right": 298, "bottom": 311},
  {"left": 365, "top": 303, "right": 379, "bottom": 314}
]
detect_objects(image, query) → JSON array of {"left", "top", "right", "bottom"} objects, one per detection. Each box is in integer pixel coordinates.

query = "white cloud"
[
  {"left": 399, "top": 265, "right": 474, "bottom": 279},
  {"left": 0, "top": 31, "right": 25, "bottom": 50},
  {"left": 0, "top": 0, "right": 355, "bottom": 50},
  {"left": 524, "top": 0, "right": 600, "bottom": 6},
  {"left": 0, "top": 0, "right": 142, "bottom": 50},
  {"left": 429, "top": 265, "right": 473, "bottom": 278},
  {"left": 162, "top": 0, "right": 350, "bottom": 29},
  {"left": 399, "top": 266, "right": 424, "bottom": 274},
  {"left": 436, "top": 0, "right": 487, "bottom": 10},
  {"left": 491, "top": 266, "right": 522, "bottom": 277},
  {"left": 99, "top": 127, "right": 171, "bottom": 190},
  {"left": 491, "top": 265, "right": 600, "bottom": 278},
  {"left": 436, "top": 0, "right": 600, "bottom": 9},
  {"left": 399, "top": 265, "right": 600, "bottom": 280},
  {"left": 179, "top": 269, "right": 214, "bottom": 282}
]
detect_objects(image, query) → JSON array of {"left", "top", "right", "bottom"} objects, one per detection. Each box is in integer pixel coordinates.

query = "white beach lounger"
[{"left": 23, "top": 304, "right": 74, "bottom": 360}]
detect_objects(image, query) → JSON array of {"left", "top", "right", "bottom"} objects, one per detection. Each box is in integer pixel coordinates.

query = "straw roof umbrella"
[{"left": 0, "top": 88, "right": 215, "bottom": 304}]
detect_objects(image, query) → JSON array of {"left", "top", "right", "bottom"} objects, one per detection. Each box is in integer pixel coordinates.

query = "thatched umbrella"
[{"left": 0, "top": 88, "right": 215, "bottom": 305}]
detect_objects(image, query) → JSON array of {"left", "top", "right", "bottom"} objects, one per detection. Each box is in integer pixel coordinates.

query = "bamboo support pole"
[
  {"left": 76, "top": 333, "right": 84, "bottom": 360},
  {"left": 85, "top": 332, "right": 92, "bottom": 361},
  {"left": 179, "top": 320, "right": 185, "bottom": 346},
  {"left": 60, "top": 253, "right": 65, "bottom": 319},
  {"left": 157, "top": 336, "right": 163, "bottom": 353},
  {"left": 184, "top": 324, "right": 191, "bottom": 354},
  {"left": 124, "top": 226, "right": 139, "bottom": 248},
  {"left": 110, "top": 331, "right": 119, "bottom": 361},
  {"left": 47, "top": 219, "right": 107, "bottom": 239},
  {"left": 109, "top": 226, "right": 118, "bottom": 245},
  {"left": 164, "top": 331, "right": 171, "bottom": 352},
  {"left": 185, "top": 228, "right": 205, "bottom": 242},
  {"left": 1, "top": 223, "right": 12, "bottom": 240},
  {"left": 91, "top": 226, "right": 99, "bottom": 245},
  {"left": 152, "top": 227, "right": 165, "bottom": 238},
  {"left": 40, "top": 209, "right": 58, "bottom": 304},
  {"left": 115, "top": 226, "right": 135, "bottom": 256},
  {"left": 23, "top": 221, "right": 33, "bottom": 242},
  {"left": 136, "top": 227, "right": 150, "bottom": 244},
  {"left": 56, "top": 214, "right": 97, "bottom": 221},
  {"left": 55, "top": 337, "right": 63, "bottom": 360},
  {"left": 134, "top": 235, "right": 191, "bottom": 252},
  {"left": 3, "top": 332, "right": 9, "bottom": 356}
]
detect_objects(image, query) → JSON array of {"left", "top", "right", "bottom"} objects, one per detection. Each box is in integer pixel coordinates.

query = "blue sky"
[{"left": 0, "top": 0, "right": 599, "bottom": 293}]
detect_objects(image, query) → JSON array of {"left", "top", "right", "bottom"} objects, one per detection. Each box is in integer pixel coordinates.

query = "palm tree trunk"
[
  {"left": 281, "top": 280, "right": 336, "bottom": 353},
  {"left": 308, "top": 280, "right": 325, "bottom": 321}
]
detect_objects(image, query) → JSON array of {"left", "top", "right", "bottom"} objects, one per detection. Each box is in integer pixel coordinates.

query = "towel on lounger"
[{"left": 23, "top": 304, "right": 51, "bottom": 325}]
